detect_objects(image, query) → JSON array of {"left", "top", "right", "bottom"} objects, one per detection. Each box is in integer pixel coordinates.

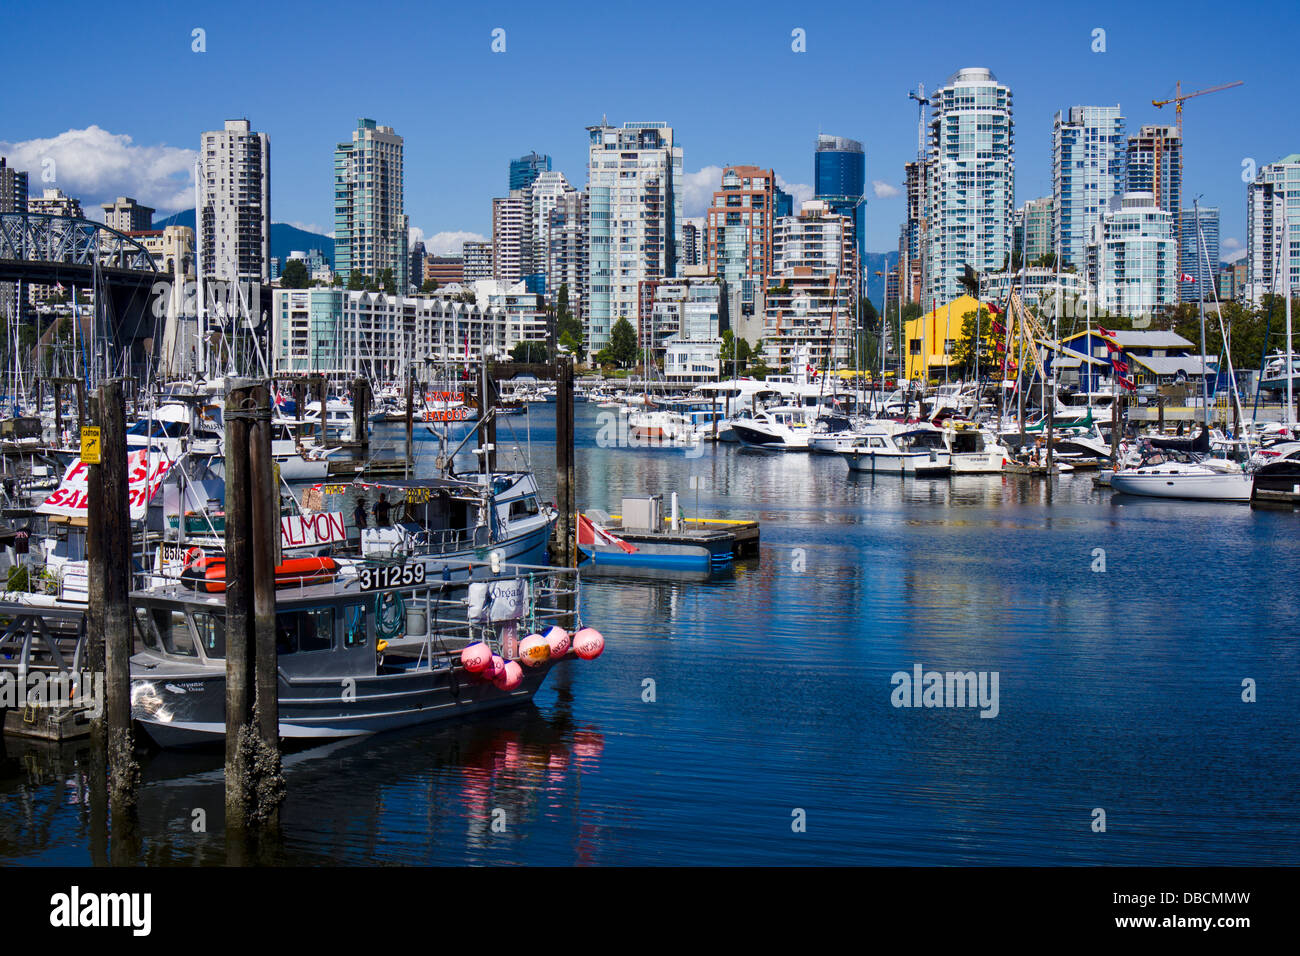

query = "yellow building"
[{"left": 904, "top": 294, "right": 1014, "bottom": 382}]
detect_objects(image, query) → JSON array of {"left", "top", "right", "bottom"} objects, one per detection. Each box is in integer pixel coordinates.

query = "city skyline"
[{"left": 0, "top": 0, "right": 1294, "bottom": 265}]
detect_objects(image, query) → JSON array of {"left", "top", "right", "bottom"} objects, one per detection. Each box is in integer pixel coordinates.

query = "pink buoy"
[
  {"left": 518, "top": 634, "right": 550, "bottom": 667},
  {"left": 485, "top": 654, "right": 505, "bottom": 679},
  {"left": 544, "top": 625, "right": 571, "bottom": 660},
  {"left": 494, "top": 660, "right": 523, "bottom": 691},
  {"left": 460, "top": 642, "right": 492, "bottom": 673},
  {"left": 573, "top": 627, "right": 605, "bottom": 660}
]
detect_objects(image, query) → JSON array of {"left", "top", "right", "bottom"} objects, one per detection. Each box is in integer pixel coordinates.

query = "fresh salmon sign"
[
  {"left": 37, "top": 451, "right": 174, "bottom": 521},
  {"left": 279, "top": 512, "right": 347, "bottom": 548}
]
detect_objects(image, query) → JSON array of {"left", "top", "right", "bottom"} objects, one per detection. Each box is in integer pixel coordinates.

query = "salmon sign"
[
  {"left": 279, "top": 512, "right": 347, "bottom": 548},
  {"left": 37, "top": 451, "right": 174, "bottom": 521}
]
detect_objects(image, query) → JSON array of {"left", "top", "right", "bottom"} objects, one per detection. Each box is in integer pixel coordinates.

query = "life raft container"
[{"left": 180, "top": 553, "right": 339, "bottom": 593}]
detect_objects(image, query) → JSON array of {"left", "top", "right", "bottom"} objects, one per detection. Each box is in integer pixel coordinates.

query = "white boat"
[
  {"left": 945, "top": 424, "right": 1010, "bottom": 474},
  {"left": 729, "top": 405, "right": 817, "bottom": 451},
  {"left": 1109, "top": 451, "right": 1252, "bottom": 501},
  {"left": 843, "top": 427, "right": 952, "bottom": 476}
]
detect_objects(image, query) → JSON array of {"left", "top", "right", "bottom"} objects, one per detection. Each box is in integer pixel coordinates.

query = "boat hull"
[
  {"left": 844, "top": 450, "right": 951, "bottom": 477},
  {"left": 1110, "top": 471, "right": 1252, "bottom": 501},
  {"left": 132, "top": 658, "right": 559, "bottom": 748}
]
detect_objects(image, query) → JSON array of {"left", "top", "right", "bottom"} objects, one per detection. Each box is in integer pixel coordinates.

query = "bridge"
[{"left": 0, "top": 211, "right": 159, "bottom": 354}]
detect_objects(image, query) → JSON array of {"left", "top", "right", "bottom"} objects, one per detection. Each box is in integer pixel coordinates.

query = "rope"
[{"left": 374, "top": 589, "right": 405, "bottom": 640}]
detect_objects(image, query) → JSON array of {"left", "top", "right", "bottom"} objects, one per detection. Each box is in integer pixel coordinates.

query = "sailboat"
[{"left": 1110, "top": 201, "right": 1253, "bottom": 502}]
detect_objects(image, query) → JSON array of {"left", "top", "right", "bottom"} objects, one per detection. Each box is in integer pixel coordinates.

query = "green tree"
[
  {"left": 958, "top": 263, "right": 982, "bottom": 299},
  {"left": 951, "top": 308, "right": 998, "bottom": 380},
  {"left": 346, "top": 271, "right": 368, "bottom": 291},
  {"left": 510, "top": 341, "right": 549, "bottom": 363},
  {"left": 558, "top": 328, "right": 586, "bottom": 361},
  {"left": 421, "top": 278, "right": 440, "bottom": 294},
  {"left": 280, "top": 259, "right": 310, "bottom": 289},
  {"left": 607, "top": 316, "right": 638, "bottom": 368},
  {"left": 378, "top": 268, "right": 396, "bottom": 295}
]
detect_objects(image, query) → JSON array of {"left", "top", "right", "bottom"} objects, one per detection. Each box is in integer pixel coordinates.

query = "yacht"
[
  {"left": 842, "top": 427, "right": 952, "bottom": 477},
  {"left": 730, "top": 405, "right": 817, "bottom": 451},
  {"left": 945, "top": 423, "right": 1010, "bottom": 474},
  {"left": 1109, "top": 448, "right": 1252, "bottom": 501}
]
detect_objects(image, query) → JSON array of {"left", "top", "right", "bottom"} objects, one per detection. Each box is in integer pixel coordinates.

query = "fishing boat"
[
  {"left": 307, "top": 472, "right": 556, "bottom": 571},
  {"left": 128, "top": 559, "right": 599, "bottom": 747}
]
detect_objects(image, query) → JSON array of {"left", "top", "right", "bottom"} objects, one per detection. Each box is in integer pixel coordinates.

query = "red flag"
[
  {"left": 1097, "top": 327, "right": 1113, "bottom": 338},
  {"left": 987, "top": 303, "right": 1002, "bottom": 315},
  {"left": 1180, "top": 273, "right": 1195, "bottom": 283},
  {"left": 991, "top": 320, "right": 1006, "bottom": 335},
  {"left": 1105, "top": 341, "right": 1119, "bottom": 353},
  {"left": 1117, "top": 375, "right": 1136, "bottom": 391},
  {"left": 1112, "top": 358, "right": 1129, "bottom": 374}
]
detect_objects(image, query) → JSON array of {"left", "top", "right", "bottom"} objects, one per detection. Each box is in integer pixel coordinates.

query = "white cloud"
[
  {"left": 425, "top": 230, "right": 487, "bottom": 256},
  {"left": 681, "top": 166, "right": 723, "bottom": 217},
  {"left": 288, "top": 221, "right": 330, "bottom": 237},
  {"left": 872, "top": 180, "right": 901, "bottom": 199},
  {"left": 1221, "top": 237, "right": 1246, "bottom": 262},
  {"left": 408, "top": 226, "right": 426, "bottom": 249},
  {"left": 775, "top": 174, "right": 813, "bottom": 211},
  {"left": 0, "top": 126, "right": 196, "bottom": 212}
]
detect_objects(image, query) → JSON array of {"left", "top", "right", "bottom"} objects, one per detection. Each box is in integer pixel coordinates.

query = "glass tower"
[{"left": 813, "top": 135, "right": 866, "bottom": 266}]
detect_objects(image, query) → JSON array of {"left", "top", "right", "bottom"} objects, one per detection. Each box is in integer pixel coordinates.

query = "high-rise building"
[
  {"left": 0, "top": 156, "right": 27, "bottom": 213},
  {"left": 529, "top": 170, "right": 576, "bottom": 283},
  {"left": 27, "top": 188, "right": 82, "bottom": 218},
  {"left": 923, "top": 68, "right": 1015, "bottom": 307},
  {"left": 409, "top": 240, "right": 426, "bottom": 291},
  {"left": 509, "top": 152, "right": 551, "bottom": 192},
  {"left": 901, "top": 159, "right": 929, "bottom": 303},
  {"left": 1246, "top": 154, "right": 1300, "bottom": 305},
  {"left": 1052, "top": 105, "right": 1125, "bottom": 269},
  {"left": 584, "top": 120, "right": 683, "bottom": 352},
  {"left": 199, "top": 119, "right": 270, "bottom": 283},
  {"left": 491, "top": 192, "right": 529, "bottom": 285},
  {"left": 548, "top": 190, "right": 586, "bottom": 321},
  {"left": 680, "top": 217, "right": 704, "bottom": 268},
  {"left": 1178, "top": 206, "right": 1219, "bottom": 303},
  {"left": 706, "top": 166, "right": 789, "bottom": 299},
  {"left": 764, "top": 199, "right": 858, "bottom": 370},
  {"left": 1125, "top": 126, "right": 1181, "bottom": 218},
  {"left": 101, "top": 196, "right": 154, "bottom": 233},
  {"left": 1018, "top": 197, "right": 1053, "bottom": 262},
  {"left": 1093, "top": 193, "right": 1176, "bottom": 321},
  {"left": 334, "top": 118, "right": 407, "bottom": 291},
  {"left": 462, "top": 241, "right": 494, "bottom": 282},
  {"left": 814, "top": 135, "right": 866, "bottom": 268}
]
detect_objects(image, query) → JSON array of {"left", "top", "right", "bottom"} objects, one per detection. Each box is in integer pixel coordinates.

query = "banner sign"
[{"left": 37, "top": 451, "right": 174, "bottom": 521}]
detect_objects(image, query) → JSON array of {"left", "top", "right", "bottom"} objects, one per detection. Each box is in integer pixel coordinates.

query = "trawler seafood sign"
[{"left": 891, "top": 664, "right": 999, "bottom": 718}]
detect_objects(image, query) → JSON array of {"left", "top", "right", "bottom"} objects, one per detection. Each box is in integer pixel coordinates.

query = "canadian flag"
[{"left": 1180, "top": 273, "right": 1195, "bottom": 283}]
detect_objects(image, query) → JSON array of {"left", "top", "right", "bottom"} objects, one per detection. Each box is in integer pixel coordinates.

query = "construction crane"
[
  {"left": 1151, "top": 80, "right": 1243, "bottom": 265},
  {"left": 1152, "top": 80, "right": 1243, "bottom": 140}
]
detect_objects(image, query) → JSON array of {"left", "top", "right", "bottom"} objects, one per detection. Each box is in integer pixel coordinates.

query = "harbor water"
[{"left": 2, "top": 402, "right": 1297, "bottom": 865}]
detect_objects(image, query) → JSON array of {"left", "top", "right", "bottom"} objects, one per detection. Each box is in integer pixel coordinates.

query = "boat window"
[
  {"left": 343, "top": 604, "right": 368, "bottom": 648},
  {"left": 132, "top": 607, "right": 160, "bottom": 651},
  {"left": 276, "top": 607, "right": 335, "bottom": 654},
  {"left": 509, "top": 495, "right": 540, "bottom": 519},
  {"left": 192, "top": 611, "right": 226, "bottom": 660},
  {"left": 869, "top": 437, "right": 885, "bottom": 448},
  {"left": 156, "top": 610, "right": 197, "bottom": 657}
]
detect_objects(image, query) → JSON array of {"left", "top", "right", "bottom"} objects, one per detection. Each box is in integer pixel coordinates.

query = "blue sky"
[{"left": 1, "top": 0, "right": 1295, "bottom": 260}]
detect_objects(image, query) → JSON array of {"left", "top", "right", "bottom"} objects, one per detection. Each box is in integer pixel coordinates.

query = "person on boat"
[
  {"left": 374, "top": 492, "right": 391, "bottom": 526},
  {"left": 353, "top": 497, "right": 369, "bottom": 536}
]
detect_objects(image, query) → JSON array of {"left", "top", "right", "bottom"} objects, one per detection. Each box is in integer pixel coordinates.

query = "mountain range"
[{"left": 153, "top": 209, "right": 333, "bottom": 267}]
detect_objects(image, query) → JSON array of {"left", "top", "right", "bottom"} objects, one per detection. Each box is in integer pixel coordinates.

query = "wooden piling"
[
  {"left": 224, "top": 383, "right": 256, "bottom": 830},
  {"left": 84, "top": 380, "right": 138, "bottom": 812},
  {"left": 352, "top": 378, "right": 370, "bottom": 458},
  {"left": 562, "top": 359, "right": 576, "bottom": 567},
  {"left": 247, "top": 382, "right": 284, "bottom": 828}
]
